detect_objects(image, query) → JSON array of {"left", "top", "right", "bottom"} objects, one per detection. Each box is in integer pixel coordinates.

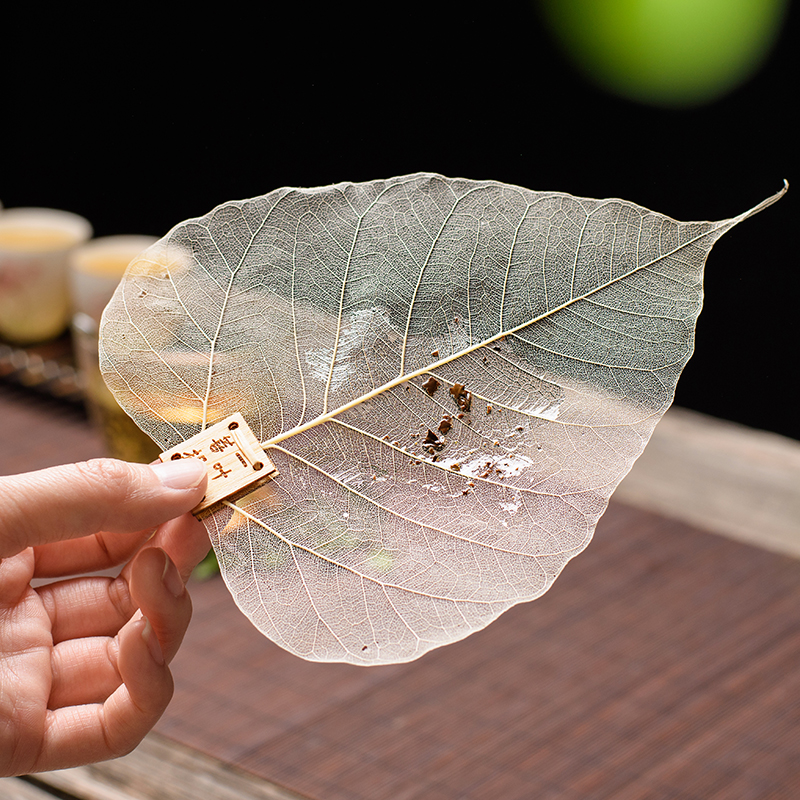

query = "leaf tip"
[{"left": 735, "top": 180, "right": 789, "bottom": 222}]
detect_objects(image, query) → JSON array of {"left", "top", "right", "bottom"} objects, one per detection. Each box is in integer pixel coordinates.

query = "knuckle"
[
  {"left": 72, "top": 458, "right": 135, "bottom": 493},
  {"left": 0, "top": 477, "right": 41, "bottom": 557},
  {"left": 108, "top": 576, "right": 135, "bottom": 622},
  {"left": 0, "top": 502, "right": 26, "bottom": 558},
  {"left": 69, "top": 460, "right": 140, "bottom": 533},
  {"left": 112, "top": 740, "right": 139, "bottom": 759},
  {"left": 105, "top": 725, "right": 144, "bottom": 760}
]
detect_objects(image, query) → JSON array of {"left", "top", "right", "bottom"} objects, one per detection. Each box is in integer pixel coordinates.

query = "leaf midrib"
[{"left": 262, "top": 217, "right": 729, "bottom": 448}]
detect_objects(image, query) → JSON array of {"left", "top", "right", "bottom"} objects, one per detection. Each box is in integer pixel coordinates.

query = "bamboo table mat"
[{"left": 157, "top": 500, "right": 800, "bottom": 800}]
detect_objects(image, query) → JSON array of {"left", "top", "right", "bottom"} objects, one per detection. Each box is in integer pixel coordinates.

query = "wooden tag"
[{"left": 159, "top": 412, "right": 278, "bottom": 518}]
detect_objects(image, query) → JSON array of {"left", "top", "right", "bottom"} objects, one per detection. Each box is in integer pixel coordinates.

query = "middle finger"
[{"left": 48, "top": 635, "right": 122, "bottom": 708}]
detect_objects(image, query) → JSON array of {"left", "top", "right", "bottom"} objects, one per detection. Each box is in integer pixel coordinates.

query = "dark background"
[{"left": 3, "top": 3, "right": 796, "bottom": 439}]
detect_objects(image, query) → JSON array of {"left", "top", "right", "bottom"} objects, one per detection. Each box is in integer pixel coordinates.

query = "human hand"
[{"left": 0, "top": 457, "right": 209, "bottom": 777}]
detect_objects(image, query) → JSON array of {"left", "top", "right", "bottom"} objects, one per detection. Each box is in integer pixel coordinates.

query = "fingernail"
[
  {"left": 150, "top": 458, "right": 207, "bottom": 490},
  {"left": 160, "top": 549, "right": 185, "bottom": 598},
  {"left": 142, "top": 616, "right": 164, "bottom": 665}
]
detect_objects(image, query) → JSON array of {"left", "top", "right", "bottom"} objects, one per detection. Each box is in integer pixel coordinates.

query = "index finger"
[{"left": 33, "top": 526, "right": 154, "bottom": 578}]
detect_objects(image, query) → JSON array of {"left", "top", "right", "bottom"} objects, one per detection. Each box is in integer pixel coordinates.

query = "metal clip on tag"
[{"left": 159, "top": 412, "right": 278, "bottom": 518}]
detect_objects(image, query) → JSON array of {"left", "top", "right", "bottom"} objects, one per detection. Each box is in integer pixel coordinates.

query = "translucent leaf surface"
[{"left": 99, "top": 173, "right": 785, "bottom": 664}]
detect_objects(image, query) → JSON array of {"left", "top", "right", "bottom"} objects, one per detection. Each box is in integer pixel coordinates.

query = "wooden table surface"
[{"left": 1, "top": 381, "right": 798, "bottom": 800}]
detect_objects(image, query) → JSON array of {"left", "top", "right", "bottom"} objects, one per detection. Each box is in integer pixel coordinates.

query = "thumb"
[{"left": 0, "top": 458, "right": 207, "bottom": 558}]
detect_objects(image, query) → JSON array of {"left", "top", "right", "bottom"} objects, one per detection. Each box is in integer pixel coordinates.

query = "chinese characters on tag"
[{"left": 158, "top": 413, "right": 278, "bottom": 517}]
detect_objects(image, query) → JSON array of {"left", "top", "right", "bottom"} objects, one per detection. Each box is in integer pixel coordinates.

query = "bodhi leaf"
[{"left": 99, "top": 173, "right": 785, "bottom": 665}]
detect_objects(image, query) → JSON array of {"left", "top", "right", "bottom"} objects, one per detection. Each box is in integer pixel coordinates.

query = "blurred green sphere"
[{"left": 539, "top": 0, "right": 788, "bottom": 106}]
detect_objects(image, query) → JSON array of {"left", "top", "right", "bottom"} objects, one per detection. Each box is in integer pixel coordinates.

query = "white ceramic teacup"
[
  {"left": 0, "top": 207, "right": 92, "bottom": 344},
  {"left": 68, "top": 234, "right": 160, "bottom": 463},
  {"left": 69, "top": 234, "right": 157, "bottom": 323}
]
